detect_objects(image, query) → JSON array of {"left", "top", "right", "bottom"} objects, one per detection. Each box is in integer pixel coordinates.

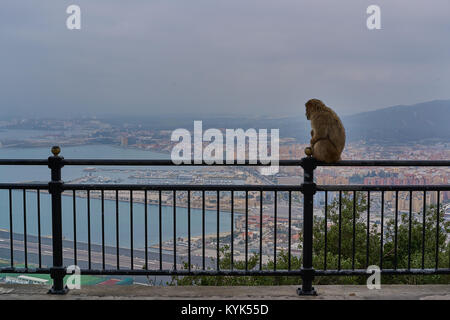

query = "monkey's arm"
[{"left": 310, "top": 118, "right": 329, "bottom": 146}]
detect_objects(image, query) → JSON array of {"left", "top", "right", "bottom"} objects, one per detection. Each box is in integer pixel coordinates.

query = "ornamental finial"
[
  {"left": 304, "top": 147, "right": 313, "bottom": 157},
  {"left": 51, "top": 146, "right": 61, "bottom": 156}
]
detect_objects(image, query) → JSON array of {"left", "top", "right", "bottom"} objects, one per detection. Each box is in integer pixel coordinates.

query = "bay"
[
  {"left": 0, "top": 190, "right": 231, "bottom": 249},
  {"left": 0, "top": 143, "right": 232, "bottom": 253},
  {"left": 0, "top": 144, "right": 169, "bottom": 183}
]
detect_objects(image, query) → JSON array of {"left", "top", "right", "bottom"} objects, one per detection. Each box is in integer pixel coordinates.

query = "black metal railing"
[{"left": 0, "top": 146, "right": 448, "bottom": 295}]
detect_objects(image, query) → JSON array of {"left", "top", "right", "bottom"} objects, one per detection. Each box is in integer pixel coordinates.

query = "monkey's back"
[
  {"left": 326, "top": 111, "right": 346, "bottom": 153},
  {"left": 311, "top": 110, "right": 346, "bottom": 162}
]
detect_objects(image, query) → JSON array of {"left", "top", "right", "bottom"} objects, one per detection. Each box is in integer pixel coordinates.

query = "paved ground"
[{"left": 0, "top": 284, "right": 449, "bottom": 300}]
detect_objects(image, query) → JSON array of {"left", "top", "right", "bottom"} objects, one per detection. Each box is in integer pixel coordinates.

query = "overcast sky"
[{"left": 1, "top": 0, "right": 449, "bottom": 118}]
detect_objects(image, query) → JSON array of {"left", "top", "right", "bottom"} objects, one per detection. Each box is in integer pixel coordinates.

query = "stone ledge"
[{"left": 0, "top": 284, "right": 449, "bottom": 300}]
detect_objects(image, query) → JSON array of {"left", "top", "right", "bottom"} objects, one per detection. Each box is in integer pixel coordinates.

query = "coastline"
[{"left": 25, "top": 188, "right": 249, "bottom": 216}]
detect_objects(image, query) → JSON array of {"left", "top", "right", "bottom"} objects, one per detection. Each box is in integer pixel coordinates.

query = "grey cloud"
[{"left": 0, "top": 0, "right": 449, "bottom": 118}]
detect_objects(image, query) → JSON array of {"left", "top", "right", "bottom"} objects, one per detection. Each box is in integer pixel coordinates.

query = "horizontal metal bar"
[
  {"left": 2, "top": 267, "right": 447, "bottom": 279},
  {"left": 2, "top": 266, "right": 447, "bottom": 277},
  {"left": 0, "top": 267, "right": 51, "bottom": 274},
  {"left": 317, "top": 185, "right": 450, "bottom": 192},
  {"left": 0, "top": 182, "right": 444, "bottom": 192},
  {"left": 62, "top": 184, "right": 449, "bottom": 192},
  {"left": 62, "top": 159, "right": 286, "bottom": 166},
  {"left": 1, "top": 158, "right": 448, "bottom": 167},
  {"left": 0, "top": 183, "right": 49, "bottom": 190},
  {"left": 0, "top": 160, "right": 49, "bottom": 166},
  {"left": 316, "top": 160, "right": 450, "bottom": 167},
  {"left": 315, "top": 268, "right": 450, "bottom": 276},
  {"left": 0, "top": 183, "right": 446, "bottom": 193},
  {"left": 78, "top": 269, "right": 305, "bottom": 276},
  {"left": 61, "top": 159, "right": 450, "bottom": 167},
  {"left": 63, "top": 184, "right": 304, "bottom": 192}
]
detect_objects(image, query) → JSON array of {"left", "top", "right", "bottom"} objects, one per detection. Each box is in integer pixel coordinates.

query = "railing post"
[
  {"left": 298, "top": 149, "right": 317, "bottom": 296},
  {"left": 47, "top": 146, "right": 68, "bottom": 294}
]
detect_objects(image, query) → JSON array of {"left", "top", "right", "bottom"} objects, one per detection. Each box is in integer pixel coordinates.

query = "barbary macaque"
[{"left": 305, "top": 99, "right": 346, "bottom": 163}]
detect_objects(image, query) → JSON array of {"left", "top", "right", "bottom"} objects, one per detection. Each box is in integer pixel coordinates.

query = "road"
[{"left": 0, "top": 230, "right": 215, "bottom": 284}]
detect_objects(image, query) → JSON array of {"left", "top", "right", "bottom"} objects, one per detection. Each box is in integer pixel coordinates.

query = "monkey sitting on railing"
[{"left": 304, "top": 99, "right": 346, "bottom": 163}]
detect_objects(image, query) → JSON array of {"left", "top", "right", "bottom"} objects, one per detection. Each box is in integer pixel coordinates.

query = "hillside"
[
  {"left": 101, "top": 100, "right": 450, "bottom": 144},
  {"left": 260, "top": 99, "right": 450, "bottom": 144},
  {"left": 342, "top": 100, "right": 450, "bottom": 143}
]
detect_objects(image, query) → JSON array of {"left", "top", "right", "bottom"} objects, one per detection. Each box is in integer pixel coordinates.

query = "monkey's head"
[{"left": 305, "top": 98, "right": 327, "bottom": 120}]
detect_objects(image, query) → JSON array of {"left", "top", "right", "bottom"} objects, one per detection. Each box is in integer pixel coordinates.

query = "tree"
[{"left": 173, "top": 192, "right": 449, "bottom": 285}]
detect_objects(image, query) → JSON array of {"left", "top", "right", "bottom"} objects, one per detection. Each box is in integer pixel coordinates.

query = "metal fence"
[{"left": 0, "top": 146, "right": 448, "bottom": 295}]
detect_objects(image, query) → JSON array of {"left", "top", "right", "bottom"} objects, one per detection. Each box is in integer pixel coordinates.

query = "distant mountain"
[
  {"left": 101, "top": 100, "right": 450, "bottom": 144},
  {"left": 228, "top": 99, "right": 450, "bottom": 144},
  {"left": 249, "top": 99, "right": 450, "bottom": 144},
  {"left": 342, "top": 100, "right": 450, "bottom": 143}
]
